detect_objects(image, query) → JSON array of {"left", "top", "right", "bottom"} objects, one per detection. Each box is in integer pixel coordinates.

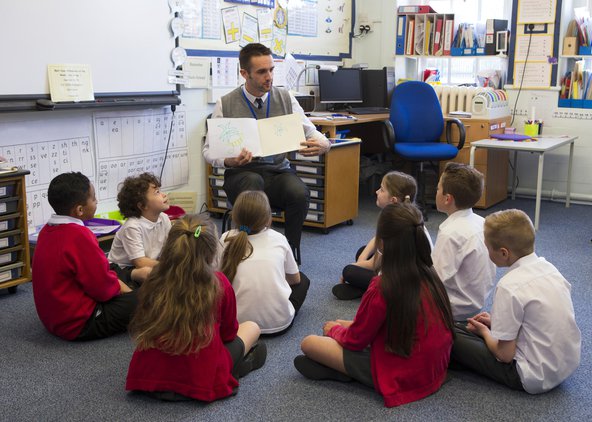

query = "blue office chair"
[{"left": 385, "top": 81, "right": 465, "bottom": 215}]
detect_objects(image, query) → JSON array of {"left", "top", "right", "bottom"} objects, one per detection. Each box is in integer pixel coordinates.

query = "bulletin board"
[
  {"left": 180, "top": 0, "right": 355, "bottom": 61},
  {"left": 507, "top": 0, "right": 563, "bottom": 87}
]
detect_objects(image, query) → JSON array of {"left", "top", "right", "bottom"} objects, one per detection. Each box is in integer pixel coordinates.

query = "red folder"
[{"left": 433, "top": 17, "right": 444, "bottom": 56}]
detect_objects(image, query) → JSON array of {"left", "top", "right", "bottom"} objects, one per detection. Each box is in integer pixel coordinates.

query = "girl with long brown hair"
[
  {"left": 220, "top": 191, "right": 309, "bottom": 335},
  {"left": 126, "top": 214, "right": 266, "bottom": 402},
  {"left": 332, "top": 171, "right": 433, "bottom": 300},
  {"left": 294, "top": 203, "right": 454, "bottom": 407}
]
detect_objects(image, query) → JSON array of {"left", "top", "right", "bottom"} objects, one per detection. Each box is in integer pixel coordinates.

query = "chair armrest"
[
  {"left": 379, "top": 119, "right": 395, "bottom": 150},
  {"left": 445, "top": 118, "right": 466, "bottom": 150}
]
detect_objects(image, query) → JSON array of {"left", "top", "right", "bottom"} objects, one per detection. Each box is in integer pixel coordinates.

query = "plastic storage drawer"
[
  {"left": 0, "top": 261, "right": 24, "bottom": 283},
  {"left": 0, "top": 197, "right": 18, "bottom": 215},
  {"left": 0, "top": 230, "right": 21, "bottom": 250},
  {"left": 0, "top": 213, "right": 18, "bottom": 232},
  {"left": 0, "top": 181, "right": 16, "bottom": 198}
]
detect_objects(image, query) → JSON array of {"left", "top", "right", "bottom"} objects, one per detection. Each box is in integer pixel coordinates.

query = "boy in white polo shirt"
[
  {"left": 108, "top": 173, "right": 171, "bottom": 284},
  {"left": 432, "top": 162, "right": 496, "bottom": 321},
  {"left": 451, "top": 209, "right": 581, "bottom": 393}
]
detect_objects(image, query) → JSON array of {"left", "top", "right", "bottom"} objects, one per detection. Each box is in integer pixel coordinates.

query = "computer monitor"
[
  {"left": 318, "top": 69, "right": 363, "bottom": 105},
  {"left": 360, "top": 68, "right": 389, "bottom": 108}
]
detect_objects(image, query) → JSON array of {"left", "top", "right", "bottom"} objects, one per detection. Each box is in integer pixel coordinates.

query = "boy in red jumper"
[{"left": 32, "top": 172, "right": 145, "bottom": 341}]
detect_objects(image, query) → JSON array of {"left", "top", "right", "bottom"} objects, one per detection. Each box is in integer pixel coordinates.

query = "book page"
[
  {"left": 257, "top": 114, "right": 305, "bottom": 157},
  {"left": 206, "top": 118, "right": 261, "bottom": 159}
]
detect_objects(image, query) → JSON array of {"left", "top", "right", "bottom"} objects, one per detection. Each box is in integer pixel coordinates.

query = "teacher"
[{"left": 203, "top": 43, "right": 331, "bottom": 262}]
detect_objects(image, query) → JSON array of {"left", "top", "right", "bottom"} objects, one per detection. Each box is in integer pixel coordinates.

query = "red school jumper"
[
  {"left": 126, "top": 272, "right": 240, "bottom": 402},
  {"left": 328, "top": 276, "right": 453, "bottom": 407},
  {"left": 32, "top": 223, "right": 121, "bottom": 340}
]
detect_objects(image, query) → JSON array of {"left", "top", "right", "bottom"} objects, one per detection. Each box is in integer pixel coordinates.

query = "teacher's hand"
[
  {"left": 298, "top": 139, "right": 330, "bottom": 156},
  {"left": 224, "top": 148, "right": 252, "bottom": 167}
]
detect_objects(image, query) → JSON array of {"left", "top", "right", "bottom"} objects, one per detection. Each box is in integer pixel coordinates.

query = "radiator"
[{"left": 432, "top": 85, "right": 510, "bottom": 119}]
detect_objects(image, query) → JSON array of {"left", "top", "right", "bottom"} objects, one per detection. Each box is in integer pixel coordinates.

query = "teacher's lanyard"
[{"left": 242, "top": 90, "right": 270, "bottom": 119}]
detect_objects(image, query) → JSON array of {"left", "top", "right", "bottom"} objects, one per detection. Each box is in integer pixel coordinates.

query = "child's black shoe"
[{"left": 293, "top": 355, "right": 352, "bottom": 382}]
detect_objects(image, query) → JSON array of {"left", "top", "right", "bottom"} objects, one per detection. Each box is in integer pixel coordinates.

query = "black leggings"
[
  {"left": 263, "top": 272, "right": 310, "bottom": 337},
  {"left": 341, "top": 246, "right": 376, "bottom": 292}
]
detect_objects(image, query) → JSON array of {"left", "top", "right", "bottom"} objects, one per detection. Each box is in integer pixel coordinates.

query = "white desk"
[{"left": 469, "top": 136, "right": 577, "bottom": 230}]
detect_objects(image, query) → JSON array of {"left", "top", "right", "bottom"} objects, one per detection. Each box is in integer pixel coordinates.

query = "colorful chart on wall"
[{"left": 179, "top": 0, "right": 354, "bottom": 60}]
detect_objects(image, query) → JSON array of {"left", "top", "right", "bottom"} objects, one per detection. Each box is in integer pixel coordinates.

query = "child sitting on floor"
[
  {"left": 32, "top": 172, "right": 145, "bottom": 341},
  {"left": 108, "top": 172, "right": 171, "bottom": 282},
  {"left": 432, "top": 162, "right": 496, "bottom": 321},
  {"left": 220, "top": 190, "right": 309, "bottom": 335},
  {"left": 294, "top": 203, "right": 454, "bottom": 407},
  {"left": 451, "top": 209, "right": 581, "bottom": 393},
  {"left": 126, "top": 214, "right": 266, "bottom": 402},
  {"left": 332, "top": 171, "right": 432, "bottom": 300}
]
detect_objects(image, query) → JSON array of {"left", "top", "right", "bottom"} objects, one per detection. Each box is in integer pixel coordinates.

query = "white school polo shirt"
[
  {"left": 108, "top": 213, "right": 171, "bottom": 267},
  {"left": 220, "top": 228, "right": 299, "bottom": 334},
  {"left": 491, "top": 253, "right": 581, "bottom": 394},
  {"left": 432, "top": 208, "right": 496, "bottom": 320}
]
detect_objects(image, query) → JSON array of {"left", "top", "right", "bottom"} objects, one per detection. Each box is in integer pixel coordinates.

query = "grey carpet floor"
[{"left": 1, "top": 193, "right": 591, "bottom": 421}]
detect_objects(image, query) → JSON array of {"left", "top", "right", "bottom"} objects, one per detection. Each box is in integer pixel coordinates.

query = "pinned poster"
[
  {"left": 222, "top": 6, "right": 241, "bottom": 43},
  {"left": 257, "top": 8, "right": 274, "bottom": 46},
  {"left": 183, "top": 57, "right": 210, "bottom": 88},
  {"left": 271, "top": 25, "right": 288, "bottom": 57},
  {"left": 47, "top": 64, "right": 94, "bottom": 102},
  {"left": 240, "top": 13, "right": 259, "bottom": 47}
]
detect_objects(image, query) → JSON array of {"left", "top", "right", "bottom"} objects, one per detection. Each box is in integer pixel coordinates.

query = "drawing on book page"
[{"left": 218, "top": 121, "right": 246, "bottom": 154}]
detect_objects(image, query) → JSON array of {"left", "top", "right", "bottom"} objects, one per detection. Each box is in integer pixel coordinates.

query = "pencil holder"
[{"left": 524, "top": 123, "right": 540, "bottom": 137}]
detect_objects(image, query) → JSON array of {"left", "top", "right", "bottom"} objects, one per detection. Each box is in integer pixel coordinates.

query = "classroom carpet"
[{"left": 1, "top": 193, "right": 591, "bottom": 421}]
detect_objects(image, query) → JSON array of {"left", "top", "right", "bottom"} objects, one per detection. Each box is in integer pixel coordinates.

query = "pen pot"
[{"left": 524, "top": 123, "right": 540, "bottom": 137}]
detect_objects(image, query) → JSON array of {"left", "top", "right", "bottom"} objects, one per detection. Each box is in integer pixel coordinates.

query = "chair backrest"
[{"left": 389, "top": 81, "right": 444, "bottom": 143}]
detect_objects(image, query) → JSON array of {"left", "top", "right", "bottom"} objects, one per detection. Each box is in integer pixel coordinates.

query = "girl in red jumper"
[
  {"left": 294, "top": 203, "right": 454, "bottom": 407},
  {"left": 126, "top": 215, "right": 266, "bottom": 402}
]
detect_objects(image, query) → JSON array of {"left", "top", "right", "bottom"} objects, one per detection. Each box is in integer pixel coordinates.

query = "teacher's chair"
[{"left": 386, "top": 81, "right": 465, "bottom": 217}]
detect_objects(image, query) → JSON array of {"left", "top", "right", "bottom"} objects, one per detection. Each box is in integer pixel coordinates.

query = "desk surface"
[
  {"left": 471, "top": 136, "right": 577, "bottom": 152},
  {"left": 308, "top": 113, "right": 389, "bottom": 126}
]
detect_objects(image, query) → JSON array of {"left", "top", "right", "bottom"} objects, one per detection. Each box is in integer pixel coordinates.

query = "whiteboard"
[
  {"left": 181, "top": 0, "right": 354, "bottom": 61},
  {"left": 0, "top": 0, "right": 177, "bottom": 98}
]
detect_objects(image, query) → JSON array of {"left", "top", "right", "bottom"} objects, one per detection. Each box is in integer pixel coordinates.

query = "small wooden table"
[{"left": 469, "top": 136, "right": 577, "bottom": 230}]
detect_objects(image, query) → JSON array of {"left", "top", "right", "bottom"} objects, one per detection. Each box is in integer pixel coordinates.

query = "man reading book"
[{"left": 203, "top": 43, "right": 330, "bottom": 258}]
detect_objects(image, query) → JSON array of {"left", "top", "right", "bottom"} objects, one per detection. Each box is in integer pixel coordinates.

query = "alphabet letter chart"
[
  {"left": 0, "top": 107, "right": 188, "bottom": 231},
  {"left": 0, "top": 114, "right": 95, "bottom": 230},
  {"left": 94, "top": 108, "right": 188, "bottom": 201}
]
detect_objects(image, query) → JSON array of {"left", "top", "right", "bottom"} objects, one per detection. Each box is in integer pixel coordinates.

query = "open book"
[{"left": 206, "top": 114, "right": 305, "bottom": 160}]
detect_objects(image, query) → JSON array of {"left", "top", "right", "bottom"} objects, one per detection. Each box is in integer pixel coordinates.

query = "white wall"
[
  {"left": 183, "top": 0, "right": 592, "bottom": 211},
  {"left": 352, "top": 0, "right": 592, "bottom": 204}
]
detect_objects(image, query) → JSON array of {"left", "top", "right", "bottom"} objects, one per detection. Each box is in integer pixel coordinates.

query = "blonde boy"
[
  {"left": 451, "top": 209, "right": 581, "bottom": 393},
  {"left": 432, "top": 162, "right": 496, "bottom": 321}
]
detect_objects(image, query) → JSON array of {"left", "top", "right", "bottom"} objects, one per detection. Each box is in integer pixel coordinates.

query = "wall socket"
[
  {"left": 357, "top": 12, "right": 369, "bottom": 25},
  {"left": 510, "top": 107, "right": 530, "bottom": 116}
]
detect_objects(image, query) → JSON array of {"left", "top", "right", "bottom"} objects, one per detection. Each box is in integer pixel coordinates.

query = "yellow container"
[
  {"left": 95, "top": 210, "right": 125, "bottom": 223},
  {"left": 524, "top": 123, "right": 540, "bottom": 137}
]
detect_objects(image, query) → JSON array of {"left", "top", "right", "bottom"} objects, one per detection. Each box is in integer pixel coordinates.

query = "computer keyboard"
[{"left": 348, "top": 107, "right": 390, "bottom": 115}]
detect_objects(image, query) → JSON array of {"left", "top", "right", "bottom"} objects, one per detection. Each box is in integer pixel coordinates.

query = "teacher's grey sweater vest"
[{"left": 221, "top": 86, "right": 293, "bottom": 171}]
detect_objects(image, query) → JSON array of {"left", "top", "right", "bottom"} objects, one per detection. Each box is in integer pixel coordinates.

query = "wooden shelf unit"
[
  {"left": 206, "top": 141, "right": 361, "bottom": 232},
  {"left": 441, "top": 116, "right": 511, "bottom": 208},
  {"left": 0, "top": 170, "right": 31, "bottom": 292}
]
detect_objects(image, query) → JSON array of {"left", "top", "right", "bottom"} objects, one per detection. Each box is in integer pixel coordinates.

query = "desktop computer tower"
[{"left": 360, "top": 67, "right": 393, "bottom": 108}]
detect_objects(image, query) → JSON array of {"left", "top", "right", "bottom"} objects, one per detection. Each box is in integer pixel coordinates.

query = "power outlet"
[{"left": 358, "top": 12, "right": 369, "bottom": 26}]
